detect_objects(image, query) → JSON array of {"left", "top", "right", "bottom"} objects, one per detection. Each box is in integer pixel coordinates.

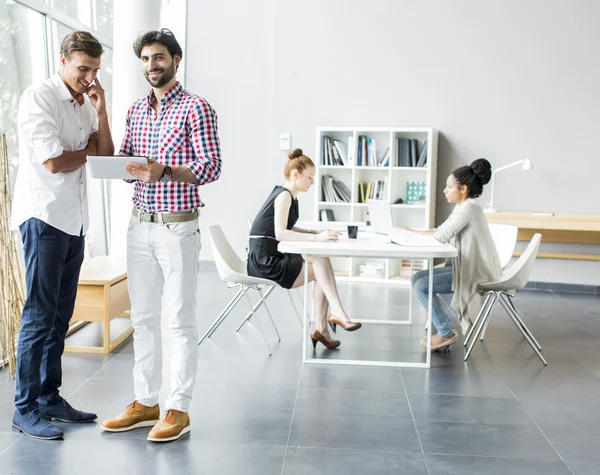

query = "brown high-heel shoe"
[
  {"left": 327, "top": 314, "right": 362, "bottom": 333},
  {"left": 310, "top": 330, "right": 341, "bottom": 350}
]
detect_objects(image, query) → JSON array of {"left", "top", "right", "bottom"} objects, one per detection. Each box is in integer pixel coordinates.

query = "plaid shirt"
[{"left": 120, "top": 82, "right": 221, "bottom": 213}]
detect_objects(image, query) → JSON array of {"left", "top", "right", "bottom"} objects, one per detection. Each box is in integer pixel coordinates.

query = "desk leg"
[
  {"left": 103, "top": 285, "right": 110, "bottom": 353},
  {"left": 302, "top": 254, "right": 309, "bottom": 364},
  {"left": 426, "top": 258, "right": 433, "bottom": 368},
  {"left": 409, "top": 260, "right": 414, "bottom": 326}
]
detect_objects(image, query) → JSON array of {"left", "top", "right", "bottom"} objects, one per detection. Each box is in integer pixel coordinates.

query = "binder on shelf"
[
  {"left": 321, "top": 175, "right": 351, "bottom": 203},
  {"left": 397, "top": 138, "right": 410, "bottom": 167},
  {"left": 410, "top": 139, "right": 418, "bottom": 167},
  {"left": 320, "top": 209, "right": 336, "bottom": 221},
  {"left": 333, "top": 139, "right": 348, "bottom": 166},
  {"left": 417, "top": 140, "right": 428, "bottom": 167},
  {"left": 379, "top": 147, "right": 390, "bottom": 167}
]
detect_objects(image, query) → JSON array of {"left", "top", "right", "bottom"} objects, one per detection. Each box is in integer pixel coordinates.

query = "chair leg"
[
  {"left": 287, "top": 289, "right": 303, "bottom": 326},
  {"left": 236, "top": 285, "right": 275, "bottom": 332},
  {"left": 258, "top": 288, "right": 281, "bottom": 342},
  {"left": 243, "top": 291, "right": 272, "bottom": 356},
  {"left": 501, "top": 293, "right": 542, "bottom": 351},
  {"left": 498, "top": 295, "right": 547, "bottom": 365},
  {"left": 465, "top": 294, "right": 498, "bottom": 361},
  {"left": 199, "top": 287, "right": 245, "bottom": 345},
  {"left": 480, "top": 304, "right": 494, "bottom": 342},
  {"left": 464, "top": 293, "right": 493, "bottom": 347}
]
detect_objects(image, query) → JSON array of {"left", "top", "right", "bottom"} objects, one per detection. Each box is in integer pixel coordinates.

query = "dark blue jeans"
[{"left": 14, "top": 218, "right": 85, "bottom": 414}]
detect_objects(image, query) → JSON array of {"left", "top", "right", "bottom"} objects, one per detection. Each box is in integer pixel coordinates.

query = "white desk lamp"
[{"left": 485, "top": 158, "right": 532, "bottom": 213}]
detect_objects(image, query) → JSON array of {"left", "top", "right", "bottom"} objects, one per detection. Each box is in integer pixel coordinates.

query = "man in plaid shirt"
[{"left": 101, "top": 29, "right": 221, "bottom": 443}]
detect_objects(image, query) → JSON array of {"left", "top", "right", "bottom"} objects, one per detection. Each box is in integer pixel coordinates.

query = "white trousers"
[{"left": 126, "top": 214, "right": 201, "bottom": 412}]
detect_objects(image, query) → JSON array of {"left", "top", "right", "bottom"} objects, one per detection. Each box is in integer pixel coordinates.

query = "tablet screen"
[{"left": 87, "top": 156, "right": 148, "bottom": 180}]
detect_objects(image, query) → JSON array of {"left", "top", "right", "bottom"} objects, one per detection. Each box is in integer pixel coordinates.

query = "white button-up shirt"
[{"left": 11, "top": 73, "right": 98, "bottom": 236}]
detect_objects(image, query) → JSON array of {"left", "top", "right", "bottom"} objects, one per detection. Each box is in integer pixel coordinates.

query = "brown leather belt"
[{"left": 132, "top": 208, "right": 198, "bottom": 223}]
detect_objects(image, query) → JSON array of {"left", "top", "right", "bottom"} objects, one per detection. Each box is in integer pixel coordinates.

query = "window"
[
  {"left": 0, "top": 0, "right": 114, "bottom": 180},
  {"left": 51, "top": 0, "right": 93, "bottom": 27},
  {"left": 94, "top": 0, "right": 113, "bottom": 39},
  {"left": 6, "top": 2, "right": 49, "bottom": 94}
]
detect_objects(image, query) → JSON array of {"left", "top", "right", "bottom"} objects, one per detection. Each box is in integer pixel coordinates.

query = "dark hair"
[
  {"left": 452, "top": 158, "right": 492, "bottom": 198},
  {"left": 284, "top": 148, "right": 315, "bottom": 179},
  {"left": 133, "top": 28, "right": 183, "bottom": 60},
  {"left": 60, "top": 31, "right": 104, "bottom": 58}
]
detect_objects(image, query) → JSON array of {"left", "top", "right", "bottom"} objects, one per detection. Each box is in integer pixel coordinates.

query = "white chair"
[
  {"left": 464, "top": 233, "right": 546, "bottom": 365},
  {"left": 474, "top": 223, "right": 519, "bottom": 337},
  {"left": 423, "top": 224, "right": 518, "bottom": 331},
  {"left": 238, "top": 219, "right": 304, "bottom": 333},
  {"left": 199, "top": 225, "right": 298, "bottom": 355},
  {"left": 489, "top": 223, "right": 518, "bottom": 269}
]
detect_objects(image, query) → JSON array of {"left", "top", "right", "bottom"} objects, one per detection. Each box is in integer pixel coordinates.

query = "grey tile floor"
[{"left": 1, "top": 264, "right": 599, "bottom": 474}]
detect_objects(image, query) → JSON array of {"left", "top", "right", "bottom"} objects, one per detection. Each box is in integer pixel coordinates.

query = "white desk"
[{"left": 279, "top": 233, "right": 457, "bottom": 368}]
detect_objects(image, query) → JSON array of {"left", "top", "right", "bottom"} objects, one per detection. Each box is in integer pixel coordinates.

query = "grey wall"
[{"left": 186, "top": 0, "right": 600, "bottom": 284}]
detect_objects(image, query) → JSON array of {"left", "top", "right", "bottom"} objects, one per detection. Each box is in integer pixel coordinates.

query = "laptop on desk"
[{"left": 367, "top": 200, "right": 440, "bottom": 247}]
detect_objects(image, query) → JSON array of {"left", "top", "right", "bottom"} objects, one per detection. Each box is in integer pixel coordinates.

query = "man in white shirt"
[{"left": 11, "top": 31, "right": 114, "bottom": 440}]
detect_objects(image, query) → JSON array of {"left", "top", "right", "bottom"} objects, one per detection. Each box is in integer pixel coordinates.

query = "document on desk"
[{"left": 389, "top": 230, "right": 441, "bottom": 247}]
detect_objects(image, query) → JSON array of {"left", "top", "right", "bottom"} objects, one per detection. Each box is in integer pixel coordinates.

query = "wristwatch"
[{"left": 159, "top": 165, "right": 173, "bottom": 183}]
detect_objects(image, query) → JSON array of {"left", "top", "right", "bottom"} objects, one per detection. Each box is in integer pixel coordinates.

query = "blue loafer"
[
  {"left": 13, "top": 409, "right": 63, "bottom": 440},
  {"left": 39, "top": 399, "right": 97, "bottom": 423}
]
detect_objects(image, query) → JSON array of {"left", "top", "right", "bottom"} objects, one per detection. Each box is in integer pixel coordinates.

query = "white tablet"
[{"left": 87, "top": 156, "right": 148, "bottom": 179}]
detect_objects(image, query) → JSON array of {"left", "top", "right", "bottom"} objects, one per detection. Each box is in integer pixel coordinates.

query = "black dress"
[{"left": 247, "top": 186, "right": 304, "bottom": 289}]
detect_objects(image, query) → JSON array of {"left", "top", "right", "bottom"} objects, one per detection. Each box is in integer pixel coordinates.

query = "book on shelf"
[
  {"left": 410, "top": 139, "right": 418, "bottom": 167},
  {"left": 379, "top": 146, "right": 390, "bottom": 167},
  {"left": 320, "top": 209, "right": 336, "bottom": 221},
  {"left": 356, "top": 135, "right": 384, "bottom": 167},
  {"left": 399, "top": 259, "right": 425, "bottom": 278},
  {"left": 397, "top": 138, "right": 410, "bottom": 167},
  {"left": 321, "top": 136, "right": 348, "bottom": 166},
  {"left": 396, "top": 138, "right": 427, "bottom": 167},
  {"left": 406, "top": 181, "right": 427, "bottom": 204},
  {"left": 358, "top": 180, "right": 385, "bottom": 203},
  {"left": 416, "top": 140, "right": 428, "bottom": 167},
  {"left": 359, "top": 262, "right": 385, "bottom": 279},
  {"left": 332, "top": 139, "right": 348, "bottom": 165},
  {"left": 321, "top": 175, "right": 351, "bottom": 203}
]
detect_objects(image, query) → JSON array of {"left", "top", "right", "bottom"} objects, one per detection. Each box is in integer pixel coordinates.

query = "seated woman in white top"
[
  {"left": 247, "top": 148, "right": 362, "bottom": 351},
  {"left": 404, "top": 159, "right": 502, "bottom": 352}
]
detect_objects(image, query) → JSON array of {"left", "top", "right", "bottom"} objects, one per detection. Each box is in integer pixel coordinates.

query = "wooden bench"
[{"left": 65, "top": 256, "right": 133, "bottom": 354}]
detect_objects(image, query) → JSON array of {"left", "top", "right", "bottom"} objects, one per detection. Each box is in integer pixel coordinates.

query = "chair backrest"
[
  {"left": 207, "top": 225, "right": 248, "bottom": 282},
  {"left": 488, "top": 223, "right": 518, "bottom": 268},
  {"left": 487, "top": 233, "right": 542, "bottom": 291}
]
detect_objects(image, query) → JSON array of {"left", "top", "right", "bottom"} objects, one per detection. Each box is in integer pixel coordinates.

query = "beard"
[{"left": 144, "top": 61, "right": 176, "bottom": 88}]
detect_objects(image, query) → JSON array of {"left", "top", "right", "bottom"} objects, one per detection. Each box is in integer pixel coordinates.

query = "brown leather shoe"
[
  {"left": 147, "top": 409, "right": 190, "bottom": 442},
  {"left": 310, "top": 330, "right": 341, "bottom": 350},
  {"left": 101, "top": 401, "right": 159, "bottom": 432},
  {"left": 327, "top": 314, "right": 362, "bottom": 333}
]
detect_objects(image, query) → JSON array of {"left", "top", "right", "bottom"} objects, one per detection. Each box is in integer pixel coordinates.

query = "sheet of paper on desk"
[
  {"left": 360, "top": 232, "right": 392, "bottom": 243},
  {"left": 389, "top": 230, "right": 441, "bottom": 247}
]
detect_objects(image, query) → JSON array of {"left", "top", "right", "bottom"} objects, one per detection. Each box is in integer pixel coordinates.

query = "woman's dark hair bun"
[
  {"left": 288, "top": 148, "right": 303, "bottom": 160},
  {"left": 470, "top": 158, "right": 492, "bottom": 185},
  {"left": 451, "top": 158, "right": 492, "bottom": 199}
]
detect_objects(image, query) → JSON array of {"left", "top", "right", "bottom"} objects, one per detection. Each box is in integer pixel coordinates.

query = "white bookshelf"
[{"left": 314, "top": 126, "right": 438, "bottom": 285}]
